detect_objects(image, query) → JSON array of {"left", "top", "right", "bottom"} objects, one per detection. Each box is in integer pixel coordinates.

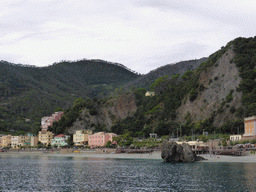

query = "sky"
[{"left": 1, "top": 0, "right": 256, "bottom": 74}]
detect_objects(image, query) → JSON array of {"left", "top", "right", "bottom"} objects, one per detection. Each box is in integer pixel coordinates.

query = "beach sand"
[{"left": 1, "top": 150, "right": 256, "bottom": 163}]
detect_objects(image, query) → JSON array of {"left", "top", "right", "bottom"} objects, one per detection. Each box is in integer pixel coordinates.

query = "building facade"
[
  {"left": 0, "top": 134, "right": 5, "bottom": 147},
  {"left": 38, "top": 131, "right": 54, "bottom": 146},
  {"left": 243, "top": 116, "right": 256, "bottom": 140},
  {"left": 25, "top": 134, "right": 38, "bottom": 147},
  {"left": 11, "top": 136, "right": 26, "bottom": 148},
  {"left": 41, "top": 111, "right": 64, "bottom": 132},
  {"left": 145, "top": 91, "right": 155, "bottom": 97},
  {"left": 230, "top": 135, "right": 242, "bottom": 141},
  {"left": 1, "top": 135, "right": 12, "bottom": 147},
  {"left": 88, "top": 132, "right": 117, "bottom": 147},
  {"left": 51, "top": 134, "right": 70, "bottom": 147},
  {"left": 73, "top": 130, "right": 92, "bottom": 146}
]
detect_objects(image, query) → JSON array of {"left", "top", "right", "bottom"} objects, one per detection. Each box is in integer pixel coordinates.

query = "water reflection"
[{"left": 1, "top": 155, "right": 256, "bottom": 191}]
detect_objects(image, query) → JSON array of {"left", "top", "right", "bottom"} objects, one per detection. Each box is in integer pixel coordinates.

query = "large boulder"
[{"left": 161, "top": 140, "right": 197, "bottom": 163}]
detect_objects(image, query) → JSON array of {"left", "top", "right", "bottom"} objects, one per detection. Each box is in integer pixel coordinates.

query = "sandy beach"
[{"left": 1, "top": 150, "right": 256, "bottom": 163}]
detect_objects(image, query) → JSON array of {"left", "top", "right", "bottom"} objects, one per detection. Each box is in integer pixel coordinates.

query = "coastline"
[{"left": 1, "top": 150, "right": 256, "bottom": 163}]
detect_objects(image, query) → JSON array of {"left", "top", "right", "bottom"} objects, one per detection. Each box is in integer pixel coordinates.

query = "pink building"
[
  {"left": 41, "top": 111, "right": 64, "bottom": 132},
  {"left": 89, "top": 132, "right": 117, "bottom": 147}
]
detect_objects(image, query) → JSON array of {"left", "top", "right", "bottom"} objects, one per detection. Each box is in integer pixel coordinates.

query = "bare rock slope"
[
  {"left": 68, "top": 94, "right": 137, "bottom": 134},
  {"left": 176, "top": 48, "right": 242, "bottom": 127}
]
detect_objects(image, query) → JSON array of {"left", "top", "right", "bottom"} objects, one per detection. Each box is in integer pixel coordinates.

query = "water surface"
[{"left": 0, "top": 155, "right": 255, "bottom": 191}]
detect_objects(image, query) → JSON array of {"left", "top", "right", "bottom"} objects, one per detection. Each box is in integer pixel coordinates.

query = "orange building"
[{"left": 243, "top": 116, "right": 256, "bottom": 140}]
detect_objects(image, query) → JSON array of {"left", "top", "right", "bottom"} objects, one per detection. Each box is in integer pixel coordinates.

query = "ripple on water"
[{"left": 0, "top": 156, "right": 256, "bottom": 191}]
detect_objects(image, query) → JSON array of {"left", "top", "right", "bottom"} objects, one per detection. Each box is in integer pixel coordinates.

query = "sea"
[{"left": 0, "top": 155, "right": 256, "bottom": 191}]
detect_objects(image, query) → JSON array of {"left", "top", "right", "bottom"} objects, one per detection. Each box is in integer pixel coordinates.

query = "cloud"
[{"left": 0, "top": 0, "right": 256, "bottom": 74}]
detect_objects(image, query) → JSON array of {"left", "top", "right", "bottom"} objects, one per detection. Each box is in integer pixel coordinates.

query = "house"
[
  {"left": 51, "top": 134, "right": 70, "bottom": 147},
  {"left": 11, "top": 136, "right": 26, "bottom": 148},
  {"left": 25, "top": 134, "right": 38, "bottom": 147},
  {"left": 88, "top": 132, "right": 117, "bottom": 147},
  {"left": 73, "top": 130, "right": 92, "bottom": 146},
  {"left": 0, "top": 134, "right": 5, "bottom": 147},
  {"left": 38, "top": 131, "right": 54, "bottom": 146},
  {"left": 145, "top": 91, "right": 155, "bottom": 97},
  {"left": 243, "top": 116, "right": 256, "bottom": 140},
  {"left": 41, "top": 111, "right": 64, "bottom": 132},
  {"left": 1, "top": 135, "right": 12, "bottom": 147},
  {"left": 230, "top": 135, "right": 242, "bottom": 141}
]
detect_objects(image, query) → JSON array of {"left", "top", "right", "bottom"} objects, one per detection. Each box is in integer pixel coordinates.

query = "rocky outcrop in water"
[{"left": 161, "top": 140, "right": 197, "bottom": 163}]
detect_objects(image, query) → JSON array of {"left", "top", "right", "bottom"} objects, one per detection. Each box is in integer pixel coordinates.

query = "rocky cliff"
[
  {"left": 176, "top": 47, "right": 243, "bottom": 127},
  {"left": 67, "top": 93, "right": 137, "bottom": 134}
]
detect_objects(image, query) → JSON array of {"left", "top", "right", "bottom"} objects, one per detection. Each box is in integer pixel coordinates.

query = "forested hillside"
[
  {"left": 124, "top": 58, "right": 207, "bottom": 90},
  {"left": 0, "top": 59, "right": 139, "bottom": 133},
  {"left": 52, "top": 36, "right": 256, "bottom": 138}
]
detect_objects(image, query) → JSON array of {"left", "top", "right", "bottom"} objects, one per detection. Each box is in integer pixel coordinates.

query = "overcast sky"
[{"left": 1, "top": 0, "right": 256, "bottom": 74}]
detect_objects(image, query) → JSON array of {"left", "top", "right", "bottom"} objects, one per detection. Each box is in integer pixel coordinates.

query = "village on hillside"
[{"left": 1, "top": 110, "right": 256, "bottom": 156}]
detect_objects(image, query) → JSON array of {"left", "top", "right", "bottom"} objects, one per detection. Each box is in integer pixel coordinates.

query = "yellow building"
[
  {"left": 243, "top": 116, "right": 256, "bottom": 140},
  {"left": 11, "top": 136, "right": 26, "bottom": 148},
  {"left": 145, "top": 91, "right": 155, "bottom": 97},
  {"left": 230, "top": 135, "right": 242, "bottom": 141},
  {"left": 73, "top": 130, "right": 92, "bottom": 146},
  {"left": 1, "top": 135, "right": 12, "bottom": 147},
  {"left": 38, "top": 131, "right": 54, "bottom": 146}
]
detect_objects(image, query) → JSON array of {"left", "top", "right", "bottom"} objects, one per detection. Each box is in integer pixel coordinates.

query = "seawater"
[{"left": 0, "top": 155, "right": 256, "bottom": 191}]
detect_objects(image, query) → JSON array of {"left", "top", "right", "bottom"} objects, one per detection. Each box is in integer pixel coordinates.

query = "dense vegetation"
[
  {"left": 124, "top": 58, "right": 207, "bottom": 90},
  {"left": 232, "top": 37, "right": 256, "bottom": 117},
  {"left": 110, "top": 38, "right": 256, "bottom": 137},
  {"left": 2, "top": 36, "right": 256, "bottom": 138},
  {"left": 0, "top": 60, "right": 139, "bottom": 134}
]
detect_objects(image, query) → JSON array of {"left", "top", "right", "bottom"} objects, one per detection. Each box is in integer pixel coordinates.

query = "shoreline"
[{"left": 1, "top": 151, "right": 256, "bottom": 163}]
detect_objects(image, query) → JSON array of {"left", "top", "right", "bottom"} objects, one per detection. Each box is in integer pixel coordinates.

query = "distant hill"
[
  {"left": 61, "top": 37, "right": 256, "bottom": 138},
  {"left": 0, "top": 59, "right": 140, "bottom": 133},
  {"left": 124, "top": 58, "right": 207, "bottom": 90}
]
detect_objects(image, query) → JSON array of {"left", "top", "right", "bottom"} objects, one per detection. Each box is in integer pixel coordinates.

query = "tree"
[
  {"left": 113, "top": 131, "right": 133, "bottom": 148},
  {"left": 105, "top": 141, "right": 111, "bottom": 147},
  {"left": 67, "top": 135, "right": 74, "bottom": 146}
]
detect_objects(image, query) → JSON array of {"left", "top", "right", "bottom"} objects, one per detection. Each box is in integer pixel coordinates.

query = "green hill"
[
  {"left": 0, "top": 59, "right": 140, "bottom": 133},
  {"left": 52, "top": 36, "right": 256, "bottom": 138}
]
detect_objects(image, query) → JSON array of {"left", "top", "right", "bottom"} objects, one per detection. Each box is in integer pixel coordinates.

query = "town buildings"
[
  {"left": 38, "top": 131, "right": 54, "bottom": 146},
  {"left": 26, "top": 134, "right": 38, "bottom": 147},
  {"left": 11, "top": 136, "right": 26, "bottom": 148},
  {"left": 41, "top": 111, "right": 64, "bottom": 132},
  {"left": 1, "top": 135, "right": 12, "bottom": 147},
  {"left": 51, "top": 134, "right": 70, "bottom": 147},
  {"left": 73, "top": 130, "right": 92, "bottom": 146},
  {"left": 243, "top": 116, "right": 256, "bottom": 140},
  {"left": 88, "top": 132, "right": 117, "bottom": 147}
]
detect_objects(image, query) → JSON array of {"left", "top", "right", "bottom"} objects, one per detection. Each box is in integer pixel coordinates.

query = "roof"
[{"left": 55, "top": 134, "right": 66, "bottom": 138}]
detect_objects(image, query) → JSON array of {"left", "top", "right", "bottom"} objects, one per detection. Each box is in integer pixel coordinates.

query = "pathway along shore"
[{"left": 1, "top": 150, "right": 256, "bottom": 163}]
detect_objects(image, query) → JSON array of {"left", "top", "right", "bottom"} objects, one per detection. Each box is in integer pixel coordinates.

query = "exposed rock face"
[
  {"left": 176, "top": 47, "right": 243, "bottom": 127},
  {"left": 161, "top": 140, "right": 196, "bottom": 163},
  {"left": 68, "top": 93, "right": 137, "bottom": 134}
]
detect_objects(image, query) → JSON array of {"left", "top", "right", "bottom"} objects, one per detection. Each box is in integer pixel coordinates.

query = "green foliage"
[
  {"left": 113, "top": 131, "right": 133, "bottom": 147},
  {"left": 233, "top": 37, "right": 256, "bottom": 117},
  {"left": 49, "top": 98, "right": 98, "bottom": 134},
  {"left": 134, "top": 88, "right": 147, "bottom": 100},
  {"left": 226, "top": 90, "right": 234, "bottom": 103},
  {"left": 189, "top": 89, "right": 198, "bottom": 102},
  {"left": 0, "top": 60, "right": 139, "bottom": 133},
  {"left": 230, "top": 106, "right": 236, "bottom": 114}
]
